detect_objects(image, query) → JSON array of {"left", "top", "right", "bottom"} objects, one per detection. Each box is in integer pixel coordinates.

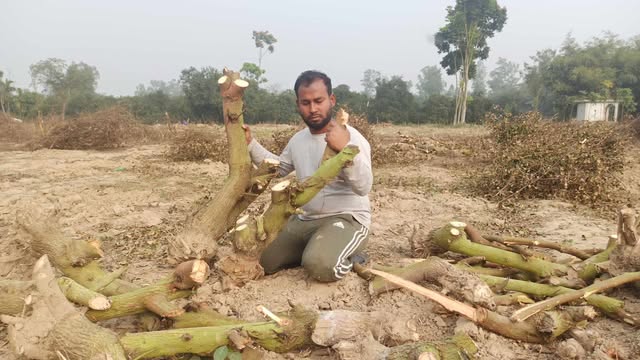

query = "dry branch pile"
[
  {"left": 165, "top": 126, "right": 227, "bottom": 162},
  {"left": 472, "top": 111, "right": 629, "bottom": 204},
  {"left": 347, "top": 111, "right": 378, "bottom": 153},
  {"left": 265, "top": 125, "right": 298, "bottom": 154},
  {"left": 38, "top": 106, "right": 139, "bottom": 150},
  {"left": 363, "top": 211, "right": 640, "bottom": 358},
  {"left": 0, "top": 113, "right": 37, "bottom": 143},
  {"left": 373, "top": 133, "right": 438, "bottom": 165}
]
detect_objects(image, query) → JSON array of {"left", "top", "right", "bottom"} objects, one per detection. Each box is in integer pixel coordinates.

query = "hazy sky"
[{"left": 1, "top": 0, "right": 638, "bottom": 96}]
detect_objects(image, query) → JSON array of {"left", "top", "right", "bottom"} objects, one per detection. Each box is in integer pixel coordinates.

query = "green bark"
[{"left": 432, "top": 222, "right": 568, "bottom": 277}]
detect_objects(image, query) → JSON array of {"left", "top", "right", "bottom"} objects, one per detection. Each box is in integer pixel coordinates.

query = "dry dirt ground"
[{"left": 1, "top": 124, "right": 639, "bottom": 359}]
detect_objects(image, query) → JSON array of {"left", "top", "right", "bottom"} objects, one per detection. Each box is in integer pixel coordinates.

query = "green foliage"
[
  {"left": 240, "top": 62, "right": 267, "bottom": 84},
  {"left": 487, "top": 58, "right": 530, "bottom": 113},
  {"left": 29, "top": 58, "right": 100, "bottom": 118},
  {"left": 420, "top": 95, "right": 455, "bottom": 124},
  {"left": 135, "top": 79, "right": 183, "bottom": 97},
  {"left": 243, "top": 87, "right": 298, "bottom": 124},
  {"left": 10, "top": 89, "right": 45, "bottom": 119},
  {"left": 435, "top": 0, "right": 507, "bottom": 124},
  {"left": 370, "top": 76, "right": 416, "bottom": 123},
  {"left": 524, "top": 33, "right": 640, "bottom": 118},
  {"left": 0, "top": 70, "right": 16, "bottom": 113},
  {"left": 435, "top": 0, "right": 507, "bottom": 76},
  {"left": 252, "top": 30, "right": 277, "bottom": 73},
  {"left": 180, "top": 66, "right": 223, "bottom": 121},
  {"left": 333, "top": 84, "right": 369, "bottom": 114},
  {"left": 361, "top": 69, "right": 383, "bottom": 98},
  {"left": 416, "top": 65, "right": 445, "bottom": 101},
  {"left": 471, "top": 62, "right": 488, "bottom": 97}
]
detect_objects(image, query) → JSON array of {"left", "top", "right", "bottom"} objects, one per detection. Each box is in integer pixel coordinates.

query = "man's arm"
[
  {"left": 339, "top": 130, "right": 373, "bottom": 196},
  {"left": 247, "top": 138, "right": 294, "bottom": 177}
]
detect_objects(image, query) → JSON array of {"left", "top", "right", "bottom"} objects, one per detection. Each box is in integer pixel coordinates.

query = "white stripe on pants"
[{"left": 333, "top": 225, "right": 368, "bottom": 279}]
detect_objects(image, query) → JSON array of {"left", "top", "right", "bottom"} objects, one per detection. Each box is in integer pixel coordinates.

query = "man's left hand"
[{"left": 325, "top": 120, "right": 350, "bottom": 152}]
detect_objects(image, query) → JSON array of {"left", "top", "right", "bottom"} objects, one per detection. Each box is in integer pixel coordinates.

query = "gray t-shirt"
[{"left": 248, "top": 125, "right": 372, "bottom": 227}]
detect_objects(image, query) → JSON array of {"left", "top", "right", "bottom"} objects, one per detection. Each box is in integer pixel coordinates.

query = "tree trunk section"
[{"left": 170, "top": 68, "right": 252, "bottom": 261}]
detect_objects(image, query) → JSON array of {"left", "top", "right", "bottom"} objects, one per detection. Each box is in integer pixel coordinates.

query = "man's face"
[{"left": 296, "top": 79, "right": 336, "bottom": 133}]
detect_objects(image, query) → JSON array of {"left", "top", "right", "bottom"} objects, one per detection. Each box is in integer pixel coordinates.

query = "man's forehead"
[{"left": 298, "top": 80, "right": 329, "bottom": 97}]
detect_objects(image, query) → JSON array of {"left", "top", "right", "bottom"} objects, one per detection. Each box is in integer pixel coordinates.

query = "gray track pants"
[{"left": 259, "top": 214, "right": 369, "bottom": 282}]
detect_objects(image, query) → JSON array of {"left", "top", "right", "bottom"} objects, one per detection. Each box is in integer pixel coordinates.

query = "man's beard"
[{"left": 303, "top": 113, "right": 332, "bottom": 131}]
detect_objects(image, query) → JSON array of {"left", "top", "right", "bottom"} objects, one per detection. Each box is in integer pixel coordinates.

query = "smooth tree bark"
[{"left": 170, "top": 69, "right": 253, "bottom": 261}]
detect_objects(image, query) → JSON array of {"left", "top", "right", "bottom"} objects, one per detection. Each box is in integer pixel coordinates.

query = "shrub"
[{"left": 472, "top": 111, "right": 629, "bottom": 204}]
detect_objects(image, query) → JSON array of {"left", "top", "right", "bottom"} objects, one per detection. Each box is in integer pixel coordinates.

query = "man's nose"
[{"left": 309, "top": 103, "right": 318, "bottom": 113}]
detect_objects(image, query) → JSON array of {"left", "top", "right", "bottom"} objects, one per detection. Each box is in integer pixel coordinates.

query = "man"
[{"left": 244, "top": 70, "right": 372, "bottom": 282}]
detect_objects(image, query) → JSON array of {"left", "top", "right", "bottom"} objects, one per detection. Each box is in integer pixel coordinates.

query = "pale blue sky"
[{"left": 1, "top": 0, "right": 638, "bottom": 95}]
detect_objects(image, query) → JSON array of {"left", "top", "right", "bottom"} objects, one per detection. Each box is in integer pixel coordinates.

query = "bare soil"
[{"left": 1, "top": 124, "right": 639, "bottom": 359}]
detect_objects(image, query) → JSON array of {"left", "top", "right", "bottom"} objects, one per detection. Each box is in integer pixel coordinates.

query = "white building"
[{"left": 574, "top": 100, "right": 619, "bottom": 122}]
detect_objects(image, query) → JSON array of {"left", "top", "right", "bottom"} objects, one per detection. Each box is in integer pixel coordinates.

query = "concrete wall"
[{"left": 575, "top": 102, "right": 618, "bottom": 121}]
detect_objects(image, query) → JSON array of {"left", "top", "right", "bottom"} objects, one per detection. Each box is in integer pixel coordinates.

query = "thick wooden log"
[
  {"left": 1, "top": 256, "right": 126, "bottom": 360},
  {"left": 170, "top": 68, "right": 253, "bottom": 261},
  {"left": 18, "top": 211, "right": 137, "bottom": 296},
  {"left": 86, "top": 260, "right": 208, "bottom": 321}
]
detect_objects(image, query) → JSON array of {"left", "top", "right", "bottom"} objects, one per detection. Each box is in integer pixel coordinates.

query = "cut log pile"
[{"left": 2, "top": 69, "right": 639, "bottom": 360}]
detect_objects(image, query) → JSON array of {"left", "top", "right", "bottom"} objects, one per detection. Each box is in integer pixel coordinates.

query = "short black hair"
[{"left": 294, "top": 70, "right": 332, "bottom": 98}]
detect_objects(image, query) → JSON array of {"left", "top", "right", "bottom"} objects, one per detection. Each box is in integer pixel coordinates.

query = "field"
[{"left": 1, "top": 121, "right": 639, "bottom": 359}]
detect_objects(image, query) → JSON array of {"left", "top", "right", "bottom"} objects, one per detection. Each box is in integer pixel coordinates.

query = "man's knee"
[
  {"left": 259, "top": 249, "right": 281, "bottom": 275},
  {"left": 301, "top": 253, "right": 344, "bottom": 282}
]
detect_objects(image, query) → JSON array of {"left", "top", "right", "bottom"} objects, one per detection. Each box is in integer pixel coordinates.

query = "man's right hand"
[{"left": 242, "top": 124, "right": 252, "bottom": 144}]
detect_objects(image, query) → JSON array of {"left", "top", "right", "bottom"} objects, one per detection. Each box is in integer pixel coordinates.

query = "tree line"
[{"left": 0, "top": 7, "right": 638, "bottom": 124}]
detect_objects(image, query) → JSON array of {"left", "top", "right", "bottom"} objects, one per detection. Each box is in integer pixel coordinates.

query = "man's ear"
[{"left": 330, "top": 93, "right": 336, "bottom": 107}]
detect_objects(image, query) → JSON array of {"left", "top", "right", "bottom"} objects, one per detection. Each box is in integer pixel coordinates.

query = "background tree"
[
  {"left": 10, "top": 88, "right": 44, "bottom": 119},
  {"left": 524, "top": 33, "right": 639, "bottom": 119},
  {"left": 130, "top": 79, "right": 187, "bottom": 123},
  {"left": 29, "top": 58, "right": 99, "bottom": 120},
  {"left": 471, "top": 61, "right": 487, "bottom": 97},
  {"left": 333, "top": 84, "right": 369, "bottom": 114},
  {"left": 370, "top": 76, "right": 416, "bottom": 123},
  {"left": 416, "top": 65, "right": 445, "bottom": 101},
  {"left": 435, "top": 0, "right": 507, "bottom": 124},
  {"left": 179, "top": 66, "right": 223, "bottom": 121},
  {"left": 252, "top": 30, "right": 277, "bottom": 68},
  {"left": 361, "top": 69, "right": 383, "bottom": 98},
  {"left": 488, "top": 57, "right": 528, "bottom": 113},
  {"left": 0, "top": 70, "right": 16, "bottom": 114},
  {"left": 135, "top": 79, "right": 183, "bottom": 97},
  {"left": 240, "top": 62, "right": 267, "bottom": 84},
  {"left": 242, "top": 30, "right": 278, "bottom": 84}
]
